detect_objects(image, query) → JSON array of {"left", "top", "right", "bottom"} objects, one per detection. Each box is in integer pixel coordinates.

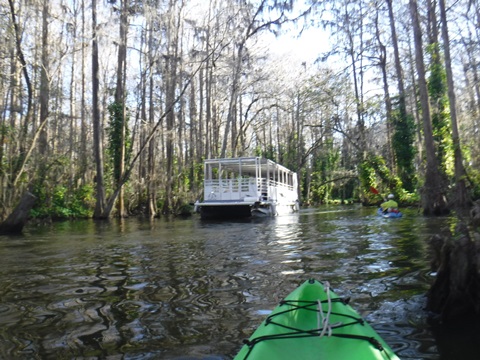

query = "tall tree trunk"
[
  {"left": 80, "top": 0, "right": 88, "bottom": 185},
  {"left": 221, "top": 44, "right": 242, "bottom": 158},
  {"left": 386, "top": 0, "right": 416, "bottom": 192},
  {"left": 426, "top": 0, "right": 451, "bottom": 177},
  {"left": 92, "top": 0, "right": 106, "bottom": 218},
  {"left": 438, "top": 0, "right": 470, "bottom": 209},
  {"left": 386, "top": 0, "right": 407, "bottom": 119},
  {"left": 409, "top": 0, "right": 448, "bottom": 215},
  {"left": 461, "top": 39, "right": 480, "bottom": 169},
  {"left": 69, "top": 0, "right": 78, "bottom": 187},
  {"left": 189, "top": 74, "right": 198, "bottom": 195},
  {"left": 114, "top": 0, "right": 129, "bottom": 218},
  {"left": 8, "top": 0, "right": 34, "bottom": 188},
  {"left": 404, "top": 27, "right": 424, "bottom": 174},
  {"left": 198, "top": 66, "right": 205, "bottom": 161},
  {"left": 464, "top": 35, "right": 480, "bottom": 169},
  {"left": 375, "top": 5, "right": 393, "bottom": 170},
  {"left": 162, "top": 0, "right": 181, "bottom": 214},
  {"left": 3, "top": 35, "right": 21, "bottom": 210},
  {"left": 38, "top": 0, "right": 49, "bottom": 159},
  {"left": 145, "top": 23, "right": 157, "bottom": 218},
  {"left": 148, "top": 73, "right": 157, "bottom": 217},
  {"left": 206, "top": 58, "right": 213, "bottom": 158}
]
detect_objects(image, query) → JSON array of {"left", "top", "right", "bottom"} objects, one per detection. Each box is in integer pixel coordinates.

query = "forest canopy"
[{"left": 1, "top": 0, "right": 479, "bottom": 220}]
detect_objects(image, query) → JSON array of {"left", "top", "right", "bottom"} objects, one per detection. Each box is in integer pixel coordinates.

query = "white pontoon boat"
[{"left": 194, "top": 157, "right": 299, "bottom": 219}]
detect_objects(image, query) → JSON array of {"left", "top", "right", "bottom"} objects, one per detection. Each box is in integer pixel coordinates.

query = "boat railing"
[
  {"left": 204, "top": 177, "right": 296, "bottom": 202},
  {"left": 204, "top": 178, "right": 258, "bottom": 201},
  {"left": 267, "top": 179, "right": 296, "bottom": 201},
  {"left": 258, "top": 178, "right": 268, "bottom": 200}
]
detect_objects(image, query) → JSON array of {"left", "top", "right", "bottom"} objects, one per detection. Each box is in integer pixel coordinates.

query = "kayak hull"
[
  {"left": 377, "top": 208, "right": 402, "bottom": 218},
  {"left": 234, "top": 279, "right": 400, "bottom": 360}
]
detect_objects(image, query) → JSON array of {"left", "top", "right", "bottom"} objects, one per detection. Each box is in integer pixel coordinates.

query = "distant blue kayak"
[{"left": 377, "top": 208, "right": 402, "bottom": 218}]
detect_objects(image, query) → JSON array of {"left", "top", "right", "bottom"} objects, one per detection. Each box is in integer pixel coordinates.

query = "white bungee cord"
[{"left": 317, "top": 281, "right": 342, "bottom": 337}]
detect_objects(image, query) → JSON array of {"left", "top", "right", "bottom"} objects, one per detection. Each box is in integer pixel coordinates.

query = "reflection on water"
[{"left": 0, "top": 206, "right": 477, "bottom": 359}]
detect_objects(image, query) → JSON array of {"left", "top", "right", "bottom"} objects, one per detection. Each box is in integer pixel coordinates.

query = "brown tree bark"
[
  {"left": 438, "top": 0, "right": 470, "bottom": 209},
  {"left": 114, "top": 0, "right": 129, "bottom": 218},
  {"left": 386, "top": 0, "right": 416, "bottom": 191},
  {"left": 7, "top": 0, "right": 34, "bottom": 188},
  {"left": 92, "top": 0, "right": 107, "bottom": 219},
  {"left": 375, "top": 4, "right": 393, "bottom": 170},
  {"left": 162, "top": 0, "right": 181, "bottom": 214},
  {"left": 409, "top": 0, "right": 448, "bottom": 215},
  {"left": 79, "top": 0, "right": 89, "bottom": 184},
  {"left": 145, "top": 22, "right": 157, "bottom": 218},
  {"left": 386, "top": 0, "right": 407, "bottom": 119},
  {"left": 0, "top": 192, "right": 37, "bottom": 234},
  {"left": 38, "top": 0, "right": 50, "bottom": 158}
]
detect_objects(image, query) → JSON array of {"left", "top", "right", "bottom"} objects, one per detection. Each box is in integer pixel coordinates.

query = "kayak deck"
[
  {"left": 234, "top": 279, "right": 400, "bottom": 360},
  {"left": 377, "top": 207, "right": 403, "bottom": 218}
]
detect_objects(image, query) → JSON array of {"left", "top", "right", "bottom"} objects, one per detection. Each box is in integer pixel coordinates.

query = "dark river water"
[{"left": 0, "top": 205, "right": 479, "bottom": 359}]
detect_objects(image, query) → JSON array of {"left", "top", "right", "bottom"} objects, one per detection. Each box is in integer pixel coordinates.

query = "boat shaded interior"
[{"left": 200, "top": 204, "right": 252, "bottom": 219}]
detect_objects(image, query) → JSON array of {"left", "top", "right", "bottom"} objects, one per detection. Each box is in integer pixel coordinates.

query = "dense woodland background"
[{"left": 1, "top": 0, "right": 480, "bottom": 221}]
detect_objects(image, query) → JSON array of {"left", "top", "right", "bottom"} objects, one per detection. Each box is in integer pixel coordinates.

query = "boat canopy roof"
[{"left": 203, "top": 157, "right": 296, "bottom": 179}]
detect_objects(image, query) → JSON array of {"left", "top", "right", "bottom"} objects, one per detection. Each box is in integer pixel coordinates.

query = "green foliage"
[
  {"left": 309, "top": 140, "right": 341, "bottom": 204},
  {"left": 175, "top": 202, "right": 194, "bottom": 217},
  {"left": 275, "top": 130, "right": 303, "bottom": 173},
  {"left": 427, "top": 47, "right": 447, "bottom": 99},
  {"left": 359, "top": 158, "right": 377, "bottom": 190},
  {"left": 339, "top": 177, "right": 358, "bottom": 202},
  {"left": 359, "top": 154, "right": 403, "bottom": 202},
  {"left": 466, "top": 167, "right": 480, "bottom": 201},
  {"left": 30, "top": 184, "right": 95, "bottom": 219},
  {"left": 461, "top": 145, "right": 480, "bottom": 200},
  {"left": 391, "top": 97, "right": 417, "bottom": 192},
  {"left": 107, "top": 102, "right": 132, "bottom": 183},
  {"left": 189, "top": 160, "right": 204, "bottom": 196},
  {"left": 259, "top": 144, "right": 275, "bottom": 162},
  {"left": 427, "top": 43, "right": 454, "bottom": 178},
  {"left": 183, "top": 166, "right": 191, "bottom": 193},
  {"left": 71, "top": 185, "right": 96, "bottom": 217},
  {"left": 396, "top": 187, "right": 421, "bottom": 205}
]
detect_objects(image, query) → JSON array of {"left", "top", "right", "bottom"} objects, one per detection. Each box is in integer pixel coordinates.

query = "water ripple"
[{"left": 0, "top": 208, "right": 470, "bottom": 359}]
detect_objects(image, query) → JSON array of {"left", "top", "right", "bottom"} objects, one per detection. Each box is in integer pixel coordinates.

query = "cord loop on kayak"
[{"left": 317, "top": 281, "right": 343, "bottom": 337}]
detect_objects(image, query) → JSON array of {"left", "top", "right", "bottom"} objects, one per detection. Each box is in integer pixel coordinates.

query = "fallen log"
[{"left": 0, "top": 191, "right": 37, "bottom": 234}]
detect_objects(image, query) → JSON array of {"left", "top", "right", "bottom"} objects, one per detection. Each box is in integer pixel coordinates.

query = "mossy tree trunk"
[{"left": 409, "top": 0, "right": 448, "bottom": 215}]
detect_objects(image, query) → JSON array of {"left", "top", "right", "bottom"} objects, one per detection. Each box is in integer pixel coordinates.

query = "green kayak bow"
[{"left": 234, "top": 279, "right": 400, "bottom": 360}]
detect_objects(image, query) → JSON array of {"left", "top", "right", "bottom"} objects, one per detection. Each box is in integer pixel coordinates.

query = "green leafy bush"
[{"left": 30, "top": 184, "right": 95, "bottom": 219}]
